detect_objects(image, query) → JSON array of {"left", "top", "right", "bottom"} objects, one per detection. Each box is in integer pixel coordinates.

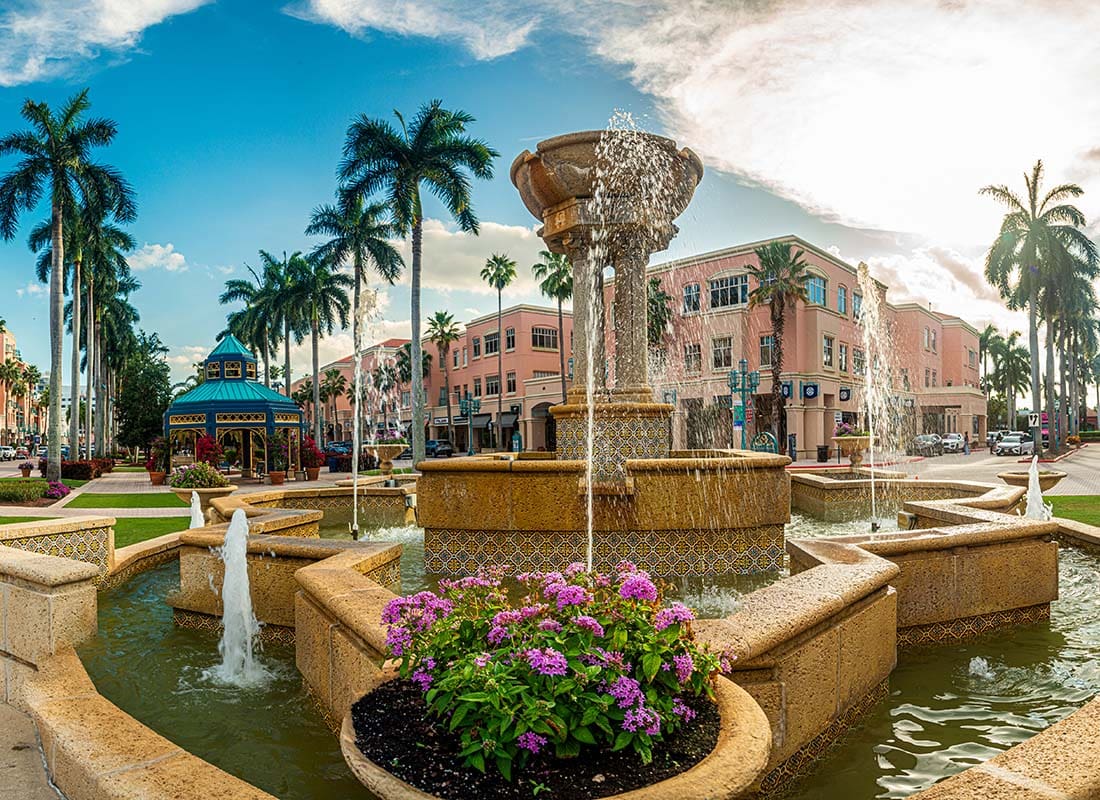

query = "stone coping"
[
  {"left": 339, "top": 673, "right": 770, "bottom": 800},
  {"left": 112, "top": 531, "right": 184, "bottom": 574},
  {"left": 804, "top": 518, "right": 1059, "bottom": 557},
  {"left": 0, "top": 515, "right": 116, "bottom": 542},
  {"left": 0, "top": 544, "right": 101, "bottom": 587},
  {"left": 179, "top": 529, "right": 399, "bottom": 570},
  {"left": 295, "top": 550, "right": 399, "bottom": 655},
  {"left": 418, "top": 449, "right": 789, "bottom": 474}
]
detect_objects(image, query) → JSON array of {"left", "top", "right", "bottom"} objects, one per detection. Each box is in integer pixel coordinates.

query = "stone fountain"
[{"left": 416, "top": 127, "right": 791, "bottom": 576}]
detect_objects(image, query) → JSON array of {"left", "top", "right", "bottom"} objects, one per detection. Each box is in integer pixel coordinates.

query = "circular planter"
[
  {"left": 170, "top": 485, "right": 238, "bottom": 513},
  {"left": 149, "top": 470, "right": 166, "bottom": 486},
  {"left": 19, "top": 467, "right": 32, "bottom": 478},
  {"left": 305, "top": 467, "right": 321, "bottom": 481},
  {"left": 367, "top": 444, "right": 406, "bottom": 475},
  {"left": 832, "top": 435, "right": 874, "bottom": 468},
  {"left": 269, "top": 470, "right": 287, "bottom": 486},
  {"left": 340, "top": 674, "right": 770, "bottom": 800},
  {"left": 998, "top": 469, "right": 1066, "bottom": 492}
]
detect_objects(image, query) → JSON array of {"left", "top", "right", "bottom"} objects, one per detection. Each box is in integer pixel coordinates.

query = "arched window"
[{"left": 806, "top": 274, "right": 827, "bottom": 306}]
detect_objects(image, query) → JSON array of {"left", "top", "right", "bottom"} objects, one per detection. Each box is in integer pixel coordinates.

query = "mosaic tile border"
[
  {"left": 755, "top": 678, "right": 889, "bottom": 796},
  {"left": 100, "top": 546, "right": 180, "bottom": 592},
  {"left": 557, "top": 411, "right": 670, "bottom": 482},
  {"left": 3, "top": 527, "right": 112, "bottom": 584},
  {"left": 897, "top": 603, "right": 1050, "bottom": 647},
  {"left": 258, "top": 521, "right": 319, "bottom": 539},
  {"left": 172, "top": 608, "right": 296, "bottom": 646},
  {"left": 362, "top": 557, "right": 402, "bottom": 594},
  {"left": 424, "top": 526, "right": 785, "bottom": 576}
]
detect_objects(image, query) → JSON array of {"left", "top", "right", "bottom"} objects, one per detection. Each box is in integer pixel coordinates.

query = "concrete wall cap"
[{"left": 0, "top": 544, "right": 101, "bottom": 586}]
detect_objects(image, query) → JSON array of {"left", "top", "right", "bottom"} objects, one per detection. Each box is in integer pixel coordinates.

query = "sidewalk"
[{"left": 0, "top": 704, "right": 59, "bottom": 799}]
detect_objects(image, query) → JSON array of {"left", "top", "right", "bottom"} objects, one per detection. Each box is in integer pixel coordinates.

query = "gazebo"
[{"left": 164, "top": 335, "right": 306, "bottom": 478}]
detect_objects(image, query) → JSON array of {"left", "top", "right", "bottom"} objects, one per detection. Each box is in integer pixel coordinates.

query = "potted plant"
[
  {"left": 830, "top": 422, "right": 874, "bottom": 468},
  {"left": 146, "top": 437, "right": 170, "bottom": 486},
  {"left": 342, "top": 562, "right": 768, "bottom": 799},
  {"left": 268, "top": 431, "right": 290, "bottom": 485},
  {"left": 167, "top": 461, "right": 237, "bottom": 511},
  {"left": 300, "top": 435, "right": 325, "bottom": 481},
  {"left": 366, "top": 436, "right": 408, "bottom": 476},
  {"left": 18, "top": 460, "right": 35, "bottom": 478}
]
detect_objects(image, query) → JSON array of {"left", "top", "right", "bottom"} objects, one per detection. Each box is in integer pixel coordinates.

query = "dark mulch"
[
  {"left": 0, "top": 496, "right": 56, "bottom": 508},
  {"left": 352, "top": 680, "right": 719, "bottom": 799}
]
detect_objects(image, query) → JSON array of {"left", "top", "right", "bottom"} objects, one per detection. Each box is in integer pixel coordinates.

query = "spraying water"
[
  {"left": 1024, "top": 455, "right": 1054, "bottom": 520},
  {"left": 204, "top": 509, "right": 267, "bottom": 686},
  {"left": 189, "top": 490, "right": 204, "bottom": 529}
]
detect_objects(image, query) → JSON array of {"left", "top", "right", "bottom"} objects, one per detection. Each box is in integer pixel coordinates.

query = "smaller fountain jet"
[
  {"left": 204, "top": 509, "right": 267, "bottom": 686},
  {"left": 189, "top": 490, "right": 205, "bottom": 529},
  {"left": 1023, "top": 455, "right": 1053, "bottom": 521}
]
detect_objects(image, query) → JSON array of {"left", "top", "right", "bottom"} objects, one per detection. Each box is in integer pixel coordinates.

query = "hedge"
[
  {"left": 37, "top": 459, "right": 107, "bottom": 480},
  {"left": 0, "top": 480, "right": 46, "bottom": 503}
]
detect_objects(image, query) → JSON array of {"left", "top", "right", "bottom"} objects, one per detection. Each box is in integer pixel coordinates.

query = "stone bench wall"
[{"left": 0, "top": 516, "right": 115, "bottom": 584}]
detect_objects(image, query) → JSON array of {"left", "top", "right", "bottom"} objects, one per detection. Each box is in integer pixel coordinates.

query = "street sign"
[
  {"left": 1028, "top": 413, "right": 1040, "bottom": 428},
  {"left": 834, "top": 411, "right": 843, "bottom": 424}
]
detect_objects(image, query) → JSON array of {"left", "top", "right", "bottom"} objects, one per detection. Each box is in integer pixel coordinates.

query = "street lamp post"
[
  {"left": 459, "top": 391, "right": 481, "bottom": 456},
  {"left": 727, "top": 358, "right": 760, "bottom": 451}
]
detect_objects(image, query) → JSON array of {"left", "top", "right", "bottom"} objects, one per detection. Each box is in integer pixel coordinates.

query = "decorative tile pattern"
[
  {"left": 898, "top": 603, "right": 1050, "bottom": 647},
  {"left": 260, "top": 521, "right": 319, "bottom": 538},
  {"left": 303, "top": 680, "right": 339, "bottom": 734},
  {"left": 362, "top": 558, "right": 402, "bottom": 593},
  {"left": 168, "top": 413, "right": 206, "bottom": 425},
  {"left": 4, "top": 527, "right": 112, "bottom": 584},
  {"left": 100, "top": 547, "right": 179, "bottom": 592},
  {"left": 215, "top": 412, "right": 266, "bottom": 423},
  {"left": 172, "top": 608, "right": 296, "bottom": 645},
  {"left": 557, "top": 411, "right": 670, "bottom": 481},
  {"left": 424, "top": 526, "right": 784, "bottom": 576},
  {"left": 755, "top": 679, "right": 889, "bottom": 796}
]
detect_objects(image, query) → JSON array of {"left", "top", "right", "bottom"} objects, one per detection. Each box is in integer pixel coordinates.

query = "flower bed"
[
  {"left": 168, "top": 461, "right": 230, "bottom": 489},
  {"left": 0, "top": 478, "right": 70, "bottom": 504},
  {"left": 356, "top": 562, "right": 723, "bottom": 795}
]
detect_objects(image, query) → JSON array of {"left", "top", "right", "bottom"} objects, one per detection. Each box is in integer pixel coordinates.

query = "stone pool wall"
[
  {"left": 790, "top": 471, "right": 992, "bottom": 521},
  {"left": 220, "top": 479, "right": 416, "bottom": 529},
  {"left": 0, "top": 516, "right": 115, "bottom": 584}
]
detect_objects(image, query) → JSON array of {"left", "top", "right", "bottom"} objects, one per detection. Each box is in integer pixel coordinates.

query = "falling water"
[
  {"left": 189, "top": 490, "right": 204, "bottom": 529},
  {"left": 1024, "top": 455, "right": 1054, "bottom": 520},
  {"left": 204, "top": 509, "right": 267, "bottom": 686}
]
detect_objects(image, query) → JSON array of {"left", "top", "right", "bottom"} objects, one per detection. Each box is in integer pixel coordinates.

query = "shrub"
[
  {"left": 39, "top": 460, "right": 102, "bottom": 480},
  {"left": 268, "top": 431, "right": 290, "bottom": 471},
  {"left": 145, "top": 437, "right": 170, "bottom": 472},
  {"left": 0, "top": 479, "right": 47, "bottom": 503},
  {"left": 168, "top": 461, "right": 230, "bottom": 489},
  {"left": 381, "top": 562, "right": 719, "bottom": 780},
  {"left": 92, "top": 457, "right": 115, "bottom": 474},
  {"left": 833, "top": 422, "right": 869, "bottom": 437},
  {"left": 44, "top": 481, "right": 70, "bottom": 500},
  {"left": 1067, "top": 434, "right": 1082, "bottom": 447},
  {"left": 18, "top": 461, "right": 35, "bottom": 471},
  {"left": 300, "top": 436, "right": 326, "bottom": 469},
  {"left": 196, "top": 434, "right": 223, "bottom": 466}
]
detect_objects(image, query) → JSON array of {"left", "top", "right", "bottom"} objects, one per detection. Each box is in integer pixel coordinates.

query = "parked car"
[
  {"left": 986, "top": 429, "right": 1012, "bottom": 447},
  {"left": 994, "top": 433, "right": 1034, "bottom": 456},
  {"left": 37, "top": 446, "right": 47, "bottom": 458},
  {"left": 433, "top": 440, "right": 455, "bottom": 458},
  {"left": 324, "top": 443, "right": 350, "bottom": 456},
  {"left": 0, "top": 445, "right": 15, "bottom": 460},
  {"left": 425, "top": 439, "right": 440, "bottom": 457},
  {"left": 15, "top": 447, "right": 30, "bottom": 459},
  {"left": 942, "top": 433, "right": 965, "bottom": 453},
  {"left": 397, "top": 446, "right": 413, "bottom": 460},
  {"left": 908, "top": 434, "right": 943, "bottom": 456}
]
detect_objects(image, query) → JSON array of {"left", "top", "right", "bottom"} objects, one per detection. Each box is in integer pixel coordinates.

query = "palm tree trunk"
[
  {"left": 311, "top": 315, "right": 321, "bottom": 444},
  {"left": 1045, "top": 322, "right": 1056, "bottom": 453},
  {"left": 773, "top": 306, "right": 786, "bottom": 455},
  {"left": 444, "top": 348, "right": 454, "bottom": 442},
  {"left": 557, "top": 298, "right": 566, "bottom": 404},
  {"left": 284, "top": 319, "right": 292, "bottom": 398},
  {"left": 85, "top": 280, "right": 93, "bottom": 458},
  {"left": 1028, "top": 288, "right": 1041, "bottom": 446},
  {"left": 69, "top": 257, "right": 81, "bottom": 456},
  {"left": 497, "top": 287, "right": 504, "bottom": 451},
  {"left": 410, "top": 219, "right": 425, "bottom": 463},
  {"left": 47, "top": 202, "right": 63, "bottom": 482}
]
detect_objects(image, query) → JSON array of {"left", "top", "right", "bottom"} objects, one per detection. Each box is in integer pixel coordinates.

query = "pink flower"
[
  {"left": 554, "top": 584, "right": 590, "bottom": 610},
  {"left": 673, "top": 653, "right": 694, "bottom": 684},
  {"left": 572, "top": 615, "right": 605, "bottom": 637},
  {"left": 516, "top": 732, "right": 548, "bottom": 753},
  {"left": 619, "top": 574, "right": 658, "bottom": 602},
  {"left": 654, "top": 603, "right": 694, "bottom": 631},
  {"left": 525, "top": 647, "right": 568, "bottom": 676}
]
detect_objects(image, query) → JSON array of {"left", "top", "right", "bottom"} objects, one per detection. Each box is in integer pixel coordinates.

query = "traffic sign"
[{"left": 1028, "top": 413, "right": 1040, "bottom": 428}]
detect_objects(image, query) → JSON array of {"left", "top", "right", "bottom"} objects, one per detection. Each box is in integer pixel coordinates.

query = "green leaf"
[
  {"left": 457, "top": 692, "right": 489, "bottom": 703},
  {"left": 572, "top": 726, "right": 597, "bottom": 745},
  {"left": 581, "top": 706, "right": 599, "bottom": 726},
  {"left": 555, "top": 738, "right": 581, "bottom": 758},
  {"left": 642, "top": 653, "right": 662, "bottom": 682},
  {"left": 470, "top": 752, "right": 486, "bottom": 773},
  {"left": 612, "top": 731, "right": 633, "bottom": 751},
  {"left": 496, "top": 754, "right": 513, "bottom": 781},
  {"left": 449, "top": 705, "right": 469, "bottom": 731}
]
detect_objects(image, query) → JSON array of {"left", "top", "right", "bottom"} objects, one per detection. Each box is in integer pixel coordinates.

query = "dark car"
[
  {"left": 907, "top": 433, "right": 943, "bottom": 456},
  {"left": 425, "top": 439, "right": 440, "bottom": 456},
  {"left": 433, "top": 440, "right": 455, "bottom": 458}
]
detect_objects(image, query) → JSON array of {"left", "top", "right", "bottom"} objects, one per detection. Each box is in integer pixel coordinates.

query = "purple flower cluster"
[
  {"left": 671, "top": 697, "right": 696, "bottom": 722},
  {"left": 537, "top": 619, "right": 563, "bottom": 633},
  {"left": 382, "top": 591, "right": 454, "bottom": 633},
  {"left": 619, "top": 574, "right": 658, "bottom": 602},
  {"left": 411, "top": 669, "right": 433, "bottom": 691},
  {"left": 623, "top": 705, "right": 661, "bottom": 735},
  {"left": 654, "top": 603, "right": 694, "bottom": 631},
  {"left": 673, "top": 653, "right": 694, "bottom": 684},
  {"left": 525, "top": 647, "right": 569, "bottom": 676},
  {"left": 572, "top": 615, "right": 605, "bottom": 637},
  {"left": 608, "top": 676, "right": 644, "bottom": 708},
  {"left": 516, "top": 732, "right": 548, "bottom": 754},
  {"left": 44, "top": 480, "right": 70, "bottom": 499}
]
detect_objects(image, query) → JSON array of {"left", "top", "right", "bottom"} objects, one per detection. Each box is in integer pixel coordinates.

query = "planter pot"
[
  {"left": 19, "top": 468, "right": 32, "bottom": 478},
  {"left": 170, "top": 485, "right": 238, "bottom": 513},
  {"left": 367, "top": 444, "right": 406, "bottom": 475},
  {"left": 269, "top": 471, "right": 286, "bottom": 486},
  {"left": 831, "top": 435, "right": 874, "bottom": 468},
  {"left": 149, "top": 471, "right": 166, "bottom": 486},
  {"left": 340, "top": 673, "right": 770, "bottom": 800},
  {"left": 998, "top": 469, "right": 1066, "bottom": 493},
  {"left": 305, "top": 467, "right": 320, "bottom": 481}
]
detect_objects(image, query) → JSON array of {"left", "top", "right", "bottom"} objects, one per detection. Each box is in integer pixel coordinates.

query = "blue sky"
[{"left": 2, "top": 0, "right": 1097, "bottom": 381}]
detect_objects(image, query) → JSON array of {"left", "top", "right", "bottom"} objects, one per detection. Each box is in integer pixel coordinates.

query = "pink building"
[
  {"left": 0, "top": 328, "right": 43, "bottom": 447},
  {"left": 604, "top": 235, "right": 987, "bottom": 457}
]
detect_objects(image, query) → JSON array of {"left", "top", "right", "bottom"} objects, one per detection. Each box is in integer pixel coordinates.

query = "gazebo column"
[{"left": 242, "top": 430, "right": 253, "bottom": 478}]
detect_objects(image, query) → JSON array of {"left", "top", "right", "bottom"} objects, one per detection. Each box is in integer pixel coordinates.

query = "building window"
[
  {"left": 532, "top": 327, "right": 558, "bottom": 350},
  {"left": 853, "top": 291, "right": 863, "bottom": 319},
  {"left": 923, "top": 328, "right": 929, "bottom": 350},
  {"left": 245, "top": 362, "right": 256, "bottom": 380},
  {"left": 901, "top": 368, "right": 910, "bottom": 391},
  {"left": 932, "top": 370, "right": 937, "bottom": 387},
  {"left": 924, "top": 368, "right": 930, "bottom": 387},
  {"left": 684, "top": 343, "right": 702, "bottom": 374},
  {"left": 506, "top": 327, "right": 515, "bottom": 350},
  {"left": 709, "top": 275, "right": 749, "bottom": 309},
  {"left": 822, "top": 335, "right": 834, "bottom": 367},
  {"left": 533, "top": 370, "right": 558, "bottom": 378},
  {"left": 472, "top": 337, "right": 481, "bottom": 358},
  {"left": 485, "top": 332, "right": 499, "bottom": 355},
  {"left": 205, "top": 362, "right": 220, "bottom": 380},
  {"left": 473, "top": 378, "right": 482, "bottom": 397},
  {"left": 807, "top": 276, "right": 827, "bottom": 306},
  {"left": 506, "top": 372, "right": 516, "bottom": 393},
  {"left": 224, "top": 361, "right": 242, "bottom": 379},
  {"left": 968, "top": 349, "right": 977, "bottom": 368},
  {"left": 486, "top": 374, "right": 500, "bottom": 396},
  {"left": 837, "top": 285, "right": 847, "bottom": 315},
  {"left": 839, "top": 343, "right": 848, "bottom": 372},
  {"left": 453, "top": 350, "right": 459, "bottom": 368},
  {"left": 931, "top": 330, "right": 937, "bottom": 353},
  {"left": 438, "top": 387, "right": 447, "bottom": 405},
  {"left": 712, "top": 336, "right": 733, "bottom": 370},
  {"left": 682, "top": 283, "right": 700, "bottom": 314},
  {"left": 759, "top": 335, "right": 774, "bottom": 368},
  {"left": 463, "top": 348, "right": 468, "bottom": 367},
  {"left": 401, "top": 390, "right": 411, "bottom": 408},
  {"left": 454, "top": 386, "right": 462, "bottom": 402},
  {"left": 853, "top": 348, "right": 865, "bottom": 375}
]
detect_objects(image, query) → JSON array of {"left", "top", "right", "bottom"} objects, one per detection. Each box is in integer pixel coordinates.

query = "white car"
[
  {"left": 994, "top": 434, "right": 1034, "bottom": 456},
  {"left": 942, "top": 433, "right": 965, "bottom": 453},
  {"left": 0, "top": 445, "right": 15, "bottom": 460}
]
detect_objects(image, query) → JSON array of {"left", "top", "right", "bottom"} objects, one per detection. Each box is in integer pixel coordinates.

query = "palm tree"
[
  {"left": 981, "top": 161, "right": 1098, "bottom": 451},
  {"left": 292, "top": 379, "right": 314, "bottom": 429},
  {"left": 990, "top": 331, "right": 1028, "bottom": 427},
  {"left": 395, "top": 342, "right": 432, "bottom": 385},
  {"left": 647, "top": 277, "right": 674, "bottom": 347},
  {"left": 480, "top": 253, "right": 516, "bottom": 449},
  {"left": 0, "top": 89, "right": 135, "bottom": 480},
  {"left": 747, "top": 241, "right": 811, "bottom": 455},
  {"left": 339, "top": 100, "right": 498, "bottom": 462},
  {"left": 291, "top": 255, "right": 352, "bottom": 443},
  {"left": 321, "top": 368, "right": 348, "bottom": 442},
  {"left": 220, "top": 265, "right": 276, "bottom": 386},
  {"left": 532, "top": 250, "right": 572, "bottom": 404},
  {"left": 258, "top": 250, "right": 309, "bottom": 397},
  {"left": 977, "top": 324, "right": 1000, "bottom": 399},
  {"left": 426, "top": 311, "right": 461, "bottom": 441}
]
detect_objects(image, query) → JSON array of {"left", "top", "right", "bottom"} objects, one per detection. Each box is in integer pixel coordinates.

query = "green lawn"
[
  {"left": 65, "top": 492, "right": 188, "bottom": 509},
  {"left": 1049, "top": 496, "right": 1100, "bottom": 527},
  {"left": 113, "top": 517, "right": 190, "bottom": 547},
  {"left": 0, "top": 477, "right": 89, "bottom": 488},
  {"left": 0, "top": 515, "right": 48, "bottom": 525},
  {"left": 113, "top": 466, "right": 149, "bottom": 473}
]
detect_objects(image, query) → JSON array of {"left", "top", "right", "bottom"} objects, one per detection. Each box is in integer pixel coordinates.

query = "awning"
[
  {"left": 499, "top": 412, "right": 518, "bottom": 428},
  {"left": 472, "top": 413, "right": 493, "bottom": 429}
]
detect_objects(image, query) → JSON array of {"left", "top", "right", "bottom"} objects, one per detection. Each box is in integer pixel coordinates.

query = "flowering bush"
[
  {"left": 18, "top": 461, "right": 35, "bottom": 471},
  {"left": 267, "top": 431, "right": 290, "bottom": 471},
  {"left": 196, "top": 435, "right": 224, "bottom": 466},
  {"left": 1067, "top": 434, "right": 1082, "bottom": 447},
  {"left": 145, "top": 437, "right": 170, "bottom": 472},
  {"left": 168, "top": 461, "right": 230, "bottom": 489},
  {"left": 833, "top": 422, "right": 869, "bottom": 437},
  {"left": 382, "top": 562, "right": 719, "bottom": 780},
  {"left": 300, "top": 435, "right": 326, "bottom": 468},
  {"left": 44, "top": 481, "right": 70, "bottom": 499}
]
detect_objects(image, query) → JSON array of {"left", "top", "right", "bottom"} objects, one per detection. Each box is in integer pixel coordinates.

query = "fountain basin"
[
  {"left": 998, "top": 469, "right": 1066, "bottom": 492},
  {"left": 172, "top": 485, "right": 237, "bottom": 513},
  {"left": 830, "top": 436, "right": 874, "bottom": 468},
  {"left": 339, "top": 673, "right": 770, "bottom": 800}
]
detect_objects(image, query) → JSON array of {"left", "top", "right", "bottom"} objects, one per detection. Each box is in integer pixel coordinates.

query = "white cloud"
[
  {"left": 130, "top": 242, "right": 188, "bottom": 272},
  {"left": 286, "top": 0, "right": 535, "bottom": 60},
  {"left": 0, "top": 0, "right": 210, "bottom": 86},
  {"left": 15, "top": 281, "right": 46, "bottom": 298},
  {"left": 166, "top": 344, "right": 209, "bottom": 382},
  {"left": 216, "top": 265, "right": 235, "bottom": 275}
]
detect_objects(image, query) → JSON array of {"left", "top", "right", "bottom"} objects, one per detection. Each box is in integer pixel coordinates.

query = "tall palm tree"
[
  {"left": 258, "top": 250, "right": 310, "bottom": 397},
  {"left": 426, "top": 311, "right": 461, "bottom": 441},
  {"left": 339, "top": 100, "right": 497, "bottom": 462},
  {"left": 747, "top": 241, "right": 811, "bottom": 455},
  {"left": 395, "top": 342, "right": 432, "bottom": 384},
  {"left": 291, "top": 254, "right": 352, "bottom": 443},
  {"left": 990, "top": 331, "right": 1027, "bottom": 427},
  {"left": 219, "top": 265, "right": 275, "bottom": 386},
  {"left": 480, "top": 253, "right": 516, "bottom": 449},
  {"left": 981, "top": 161, "right": 1097, "bottom": 450},
  {"left": 532, "top": 250, "right": 572, "bottom": 404},
  {"left": 0, "top": 89, "right": 135, "bottom": 480},
  {"left": 977, "top": 324, "right": 1000, "bottom": 399},
  {"left": 321, "top": 368, "right": 348, "bottom": 442}
]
